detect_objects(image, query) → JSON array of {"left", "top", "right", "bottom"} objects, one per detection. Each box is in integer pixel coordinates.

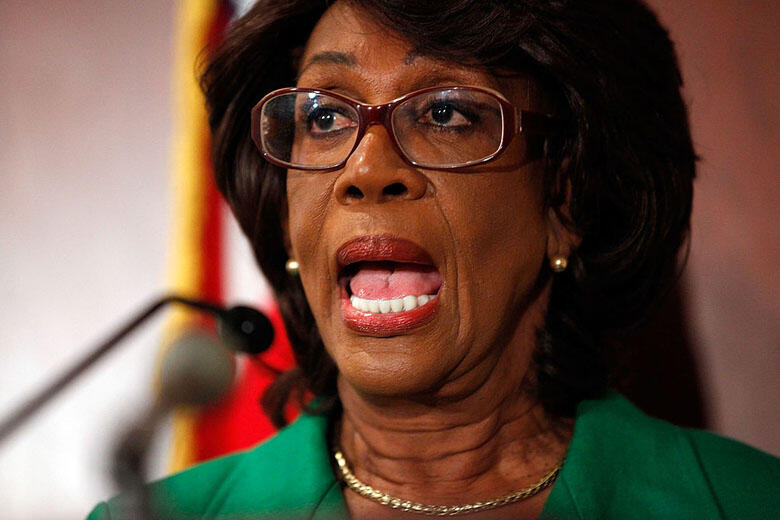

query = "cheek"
[
  {"left": 438, "top": 171, "right": 548, "bottom": 338},
  {"left": 286, "top": 173, "right": 331, "bottom": 259},
  {"left": 286, "top": 174, "right": 336, "bottom": 307},
  {"left": 473, "top": 174, "right": 547, "bottom": 252}
]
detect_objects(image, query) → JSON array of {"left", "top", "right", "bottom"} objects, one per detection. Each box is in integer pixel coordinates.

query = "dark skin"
[{"left": 286, "top": 2, "right": 578, "bottom": 518}]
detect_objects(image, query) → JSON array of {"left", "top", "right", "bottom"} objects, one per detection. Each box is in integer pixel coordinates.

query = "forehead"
[
  {"left": 300, "top": 2, "right": 412, "bottom": 73},
  {"left": 297, "top": 1, "right": 532, "bottom": 103}
]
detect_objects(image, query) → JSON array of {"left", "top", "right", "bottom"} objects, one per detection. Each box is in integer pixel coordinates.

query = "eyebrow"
[
  {"left": 297, "top": 49, "right": 422, "bottom": 79},
  {"left": 298, "top": 51, "right": 357, "bottom": 78}
]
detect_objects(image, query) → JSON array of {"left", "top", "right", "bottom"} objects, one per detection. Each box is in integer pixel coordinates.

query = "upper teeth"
[{"left": 350, "top": 294, "right": 435, "bottom": 313}]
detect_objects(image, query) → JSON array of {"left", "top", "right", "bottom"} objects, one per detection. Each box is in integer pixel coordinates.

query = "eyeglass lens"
[{"left": 259, "top": 89, "right": 506, "bottom": 170}]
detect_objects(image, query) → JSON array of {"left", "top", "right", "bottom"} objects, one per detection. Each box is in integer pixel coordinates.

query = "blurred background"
[{"left": 0, "top": 1, "right": 777, "bottom": 518}]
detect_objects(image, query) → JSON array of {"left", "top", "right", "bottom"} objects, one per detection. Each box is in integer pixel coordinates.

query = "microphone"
[
  {"left": 111, "top": 329, "right": 237, "bottom": 518},
  {"left": 218, "top": 304, "right": 276, "bottom": 355},
  {"left": 156, "top": 330, "right": 236, "bottom": 407},
  {"left": 0, "top": 295, "right": 274, "bottom": 446}
]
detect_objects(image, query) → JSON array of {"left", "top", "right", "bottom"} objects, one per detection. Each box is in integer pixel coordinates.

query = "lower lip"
[{"left": 340, "top": 290, "right": 439, "bottom": 336}]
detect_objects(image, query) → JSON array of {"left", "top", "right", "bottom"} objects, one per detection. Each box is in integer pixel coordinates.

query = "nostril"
[
  {"left": 383, "top": 182, "right": 408, "bottom": 197},
  {"left": 346, "top": 185, "right": 364, "bottom": 199}
]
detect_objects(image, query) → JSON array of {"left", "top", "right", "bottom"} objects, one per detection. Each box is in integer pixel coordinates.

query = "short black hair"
[{"left": 201, "top": 0, "right": 696, "bottom": 425}]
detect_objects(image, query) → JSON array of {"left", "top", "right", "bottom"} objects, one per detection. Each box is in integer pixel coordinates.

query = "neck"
[{"left": 337, "top": 381, "right": 570, "bottom": 498}]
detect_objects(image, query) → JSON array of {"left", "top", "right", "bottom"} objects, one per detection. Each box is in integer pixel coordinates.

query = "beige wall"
[
  {"left": 647, "top": 0, "right": 779, "bottom": 455},
  {"left": 0, "top": 2, "right": 177, "bottom": 518}
]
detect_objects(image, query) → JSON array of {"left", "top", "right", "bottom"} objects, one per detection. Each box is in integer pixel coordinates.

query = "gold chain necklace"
[{"left": 333, "top": 449, "right": 564, "bottom": 516}]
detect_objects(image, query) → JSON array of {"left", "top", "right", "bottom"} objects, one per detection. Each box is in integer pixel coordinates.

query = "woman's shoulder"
[
  {"left": 87, "top": 412, "right": 343, "bottom": 519},
  {"left": 682, "top": 427, "right": 780, "bottom": 516},
  {"left": 543, "top": 392, "right": 780, "bottom": 519},
  {"left": 577, "top": 392, "right": 779, "bottom": 474}
]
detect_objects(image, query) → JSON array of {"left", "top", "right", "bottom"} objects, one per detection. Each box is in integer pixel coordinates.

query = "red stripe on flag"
[{"left": 200, "top": 134, "right": 223, "bottom": 305}]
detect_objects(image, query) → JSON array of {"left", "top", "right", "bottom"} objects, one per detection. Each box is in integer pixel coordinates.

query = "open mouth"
[
  {"left": 343, "top": 261, "right": 442, "bottom": 314},
  {"left": 336, "top": 235, "right": 443, "bottom": 334}
]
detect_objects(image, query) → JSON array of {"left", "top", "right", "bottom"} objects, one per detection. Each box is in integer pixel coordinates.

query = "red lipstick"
[
  {"left": 336, "top": 235, "right": 441, "bottom": 336},
  {"left": 337, "top": 235, "right": 435, "bottom": 268}
]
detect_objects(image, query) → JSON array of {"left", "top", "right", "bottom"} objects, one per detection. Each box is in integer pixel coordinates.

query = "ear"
[
  {"left": 545, "top": 183, "right": 581, "bottom": 264},
  {"left": 546, "top": 206, "right": 580, "bottom": 261}
]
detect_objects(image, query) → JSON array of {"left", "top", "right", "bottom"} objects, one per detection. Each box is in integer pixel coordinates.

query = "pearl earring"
[
  {"left": 285, "top": 259, "right": 300, "bottom": 276},
  {"left": 550, "top": 255, "right": 568, "bottom": 273}
]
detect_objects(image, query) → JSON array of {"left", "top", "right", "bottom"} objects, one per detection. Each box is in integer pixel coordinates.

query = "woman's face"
[{"left": 286, "top": 2, "right": 562, "bottom": 397}]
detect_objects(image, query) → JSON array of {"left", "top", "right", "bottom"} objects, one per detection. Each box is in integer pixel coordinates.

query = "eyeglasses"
[{"left": 250, "top": 86, "right": 561, "bottom": 172}]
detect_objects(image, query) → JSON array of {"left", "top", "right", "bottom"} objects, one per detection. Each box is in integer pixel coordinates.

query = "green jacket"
[{"left": 88, "top": 393, "right": 780, "bottom": 519}]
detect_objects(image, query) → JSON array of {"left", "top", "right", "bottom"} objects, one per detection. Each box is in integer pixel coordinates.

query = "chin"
[{"left": 331, "top": 338, "right": 455, "bottom": 399}]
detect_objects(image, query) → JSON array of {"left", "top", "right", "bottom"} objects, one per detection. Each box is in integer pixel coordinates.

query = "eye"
[
  {"left": 301, "top": 101, "right": 357, "bottom": 136},
  {"left": 309, "top": 108, "right": 349, "bottom": 132},
  {"left": 418, "top": 100, "right": 474, "bottom": 129},
  {"left": 312, "top": 108, "right": 335, "bottom": 130}
]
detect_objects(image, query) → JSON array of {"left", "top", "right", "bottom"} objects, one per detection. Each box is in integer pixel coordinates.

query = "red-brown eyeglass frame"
[{"left": 250, "top": 85, "right": 562, "bottom": 172}]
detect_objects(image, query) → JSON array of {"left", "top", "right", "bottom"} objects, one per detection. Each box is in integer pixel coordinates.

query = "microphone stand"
[
  {"left": 0, "top": 294, "right": 274, "bottom": 520},
  {"left": 0, "top": 295, "right": 229, "bottom": 445}
]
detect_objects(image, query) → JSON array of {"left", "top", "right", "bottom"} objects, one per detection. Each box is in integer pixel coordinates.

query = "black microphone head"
[{"left": 218, "top": 305, "right": 275, "bottom": 355}]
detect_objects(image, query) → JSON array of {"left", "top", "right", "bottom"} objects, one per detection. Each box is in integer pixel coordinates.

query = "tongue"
[{"left": 349, "top": 262, "right": 442, "bottom": 300}]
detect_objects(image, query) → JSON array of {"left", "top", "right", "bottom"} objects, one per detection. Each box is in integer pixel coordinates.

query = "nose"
[{"left": 334, "top": 126, "right": 428, "bottom": 205}]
